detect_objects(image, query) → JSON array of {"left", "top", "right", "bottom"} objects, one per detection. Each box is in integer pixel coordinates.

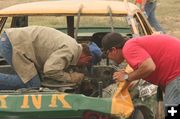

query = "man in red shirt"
[
  {"left": 135, "top": 0, "right": 142, "bottom": 8},
  {"left": 102, "top": 32, "right": 180, "bottom": 106}
]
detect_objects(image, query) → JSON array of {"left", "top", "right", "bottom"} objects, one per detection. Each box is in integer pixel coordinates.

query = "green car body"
[{"left": 0, "top": 91, "right": 111, "bottom": 119}]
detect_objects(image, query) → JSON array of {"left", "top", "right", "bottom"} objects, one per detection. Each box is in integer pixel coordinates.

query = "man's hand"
[
  {"left": 141, "top": 0, "right": 148, "bottom": 11},
  {"left": 70, "top": 72, "right": 85, "bottom": 83},
  {"left": 141, "top": 5, "right": 145, "bottom": 11},
  {"left": 113, "top": 70, "right": 127, "bottom": 82}
]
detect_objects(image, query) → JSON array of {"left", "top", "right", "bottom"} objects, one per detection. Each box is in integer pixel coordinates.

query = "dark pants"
[{"left": 0, "top": 32, "right": 41, "bottom": 90}]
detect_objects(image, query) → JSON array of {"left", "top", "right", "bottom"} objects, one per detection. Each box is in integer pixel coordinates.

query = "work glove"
[{"left": 70, "top": 72, "right": 85, "bottom": 83}]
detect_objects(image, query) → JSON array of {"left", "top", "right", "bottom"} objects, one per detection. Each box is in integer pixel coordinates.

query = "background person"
[
  {"left": 0, "top": 26, "right": 102, "bottom": 90},
  {"left": 134, "top": 0, "right": 142, "bottom": 8},
  {"left": 101, "top": 32, "right": 180, "bottom": 106},
  {"left": 141, "top": 0, "right": 165, "bottom": 33}
]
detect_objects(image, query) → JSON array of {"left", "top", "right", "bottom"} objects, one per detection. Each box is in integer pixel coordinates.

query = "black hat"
[{"left": 102, "top": 32, "right": 126, "bottom": 51}]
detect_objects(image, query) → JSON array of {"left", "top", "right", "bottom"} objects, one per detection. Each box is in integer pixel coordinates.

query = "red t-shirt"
[
  {"left": 135, "top": 0, "right": 142, "bottom": 4},
  {"left": 122, "top": 34, "right": 180, "bottom": 88}
]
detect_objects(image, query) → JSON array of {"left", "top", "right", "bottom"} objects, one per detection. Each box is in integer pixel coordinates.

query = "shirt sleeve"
[
  {"left": 43, "top": 46, "right": 73, "bottom": 82},
  {"left": 122, "top": 41, "right": 151, "bottom": 70}
]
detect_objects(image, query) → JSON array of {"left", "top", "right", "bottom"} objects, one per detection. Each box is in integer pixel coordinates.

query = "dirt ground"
[
  {"left": 0, "top": 0, "right": 179, "bottom": 38},
  {"left": 157, "top": 0, "right": 180, "bottom": 38}
]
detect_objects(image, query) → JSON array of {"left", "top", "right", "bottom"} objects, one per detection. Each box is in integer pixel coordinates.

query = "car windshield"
[
  {"left": 77, "top": 16, "right": 131, "bottom": 35},
  {"left": 2, "top": 15, "right": 131, "bottom": 36}
]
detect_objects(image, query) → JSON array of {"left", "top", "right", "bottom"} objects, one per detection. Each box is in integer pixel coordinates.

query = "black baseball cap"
[{"left": 102, "top": 32, "right": 127, "bottom": 51}]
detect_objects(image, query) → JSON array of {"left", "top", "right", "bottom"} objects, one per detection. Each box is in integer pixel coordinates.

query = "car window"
[
  {"left": 0, "top": 17, "right": 8, "bottom": 34},
  {"left": 133, "top": 14, "right": 146, "bottom": 36},
  {"left": 2, "top": 16, "right": 67, "bottom": 32},
  {"left": 136, "top": 12, "right": 153, "bottom": 35},
  {"left": 29, "top": 16, "right": 67, "bottom": 28},
  {"left": 76, "top": 16, "right": 132, "bottom": 37},
  {"left": 3, "top": 17, "right": 11, "bottom": 29},
  {"left": 133, "top": 12, "right": 153, "bottom": 36},
  {"left": 1, "top": 13, "right": 152, "bottom": 40},
  {"left": 11, "top": 16, "right": 28, "bottom": 28}
]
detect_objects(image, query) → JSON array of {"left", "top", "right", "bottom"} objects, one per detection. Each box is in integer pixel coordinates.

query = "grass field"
[{"left": 0, "top": 0, "right": 179, "bottom": 38}]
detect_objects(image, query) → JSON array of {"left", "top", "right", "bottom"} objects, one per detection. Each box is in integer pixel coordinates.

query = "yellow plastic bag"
[{"left": 111, "top": 81, "right": 134, "bottom": 118}]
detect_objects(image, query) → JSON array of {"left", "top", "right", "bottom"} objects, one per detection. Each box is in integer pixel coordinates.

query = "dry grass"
[
  {"left": 157, "top": 0, "right": 180, "bottom": 38},
  {"left": 0, "top": 0, "right": 179, "bottom": 38}
]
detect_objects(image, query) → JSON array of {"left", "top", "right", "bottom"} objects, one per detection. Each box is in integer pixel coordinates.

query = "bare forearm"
[
  {"left": 142, "top": 0, "right": 147, "bottom": 6},
  {"left": 126, "top": 58, "right": 156, "bottom": 82},
  {"left": 127, "top": 66, "right": 153, "bottom": 82},
  {"left": 141, "top": 0, "right": 147, "bottom": 11}
]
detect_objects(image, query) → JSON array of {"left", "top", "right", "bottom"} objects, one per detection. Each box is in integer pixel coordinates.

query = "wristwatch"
[{"left": 124, "top": 74, "right": 130, "bottom": 82}]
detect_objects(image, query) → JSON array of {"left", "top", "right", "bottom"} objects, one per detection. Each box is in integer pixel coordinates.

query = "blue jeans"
[
  {"left": 164, "top": 76, "right": 180, "bottom": 105},
  {"left": 0, "top": 32, "right": 41, "bottom": 90},
  {"left": 145, "top": 2, "right": 165, "bottom": 33}
]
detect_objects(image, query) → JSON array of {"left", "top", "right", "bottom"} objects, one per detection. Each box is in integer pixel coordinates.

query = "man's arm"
[
  {"left": 127, "top": 57, "right": 156, "bottom": 82},
  {"left": 43, "top": 48, "right": 73, "bottom": 81},
  {"left": 43, "top": 49, "right": 84, "bottom": 83},
  {"left": 141, "top": 0, "right": 148, "bottom": 11},
  {"left": 113, "top": 57, "right": 155, "bottom": 83}
]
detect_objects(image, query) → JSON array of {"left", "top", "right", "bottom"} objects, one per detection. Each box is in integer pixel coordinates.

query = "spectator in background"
[
  {"left": 135, "top": 0, "right": 165, "bottom": 33},
  {"left": 135, "top": 0, "right": 142, "bottom": 8}
]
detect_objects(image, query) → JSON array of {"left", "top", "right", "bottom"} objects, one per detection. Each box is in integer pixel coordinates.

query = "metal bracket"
[
  {"left": 107, "top": 6, "right": 114, "bottom": 32},
  {"left": 74, "top": 5, "right": 83, "bottom": 40}
]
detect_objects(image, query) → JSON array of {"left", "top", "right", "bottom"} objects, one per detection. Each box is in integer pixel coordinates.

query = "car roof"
[{"left": 0, "top": 0, "right": 139, "bottom": 16}]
